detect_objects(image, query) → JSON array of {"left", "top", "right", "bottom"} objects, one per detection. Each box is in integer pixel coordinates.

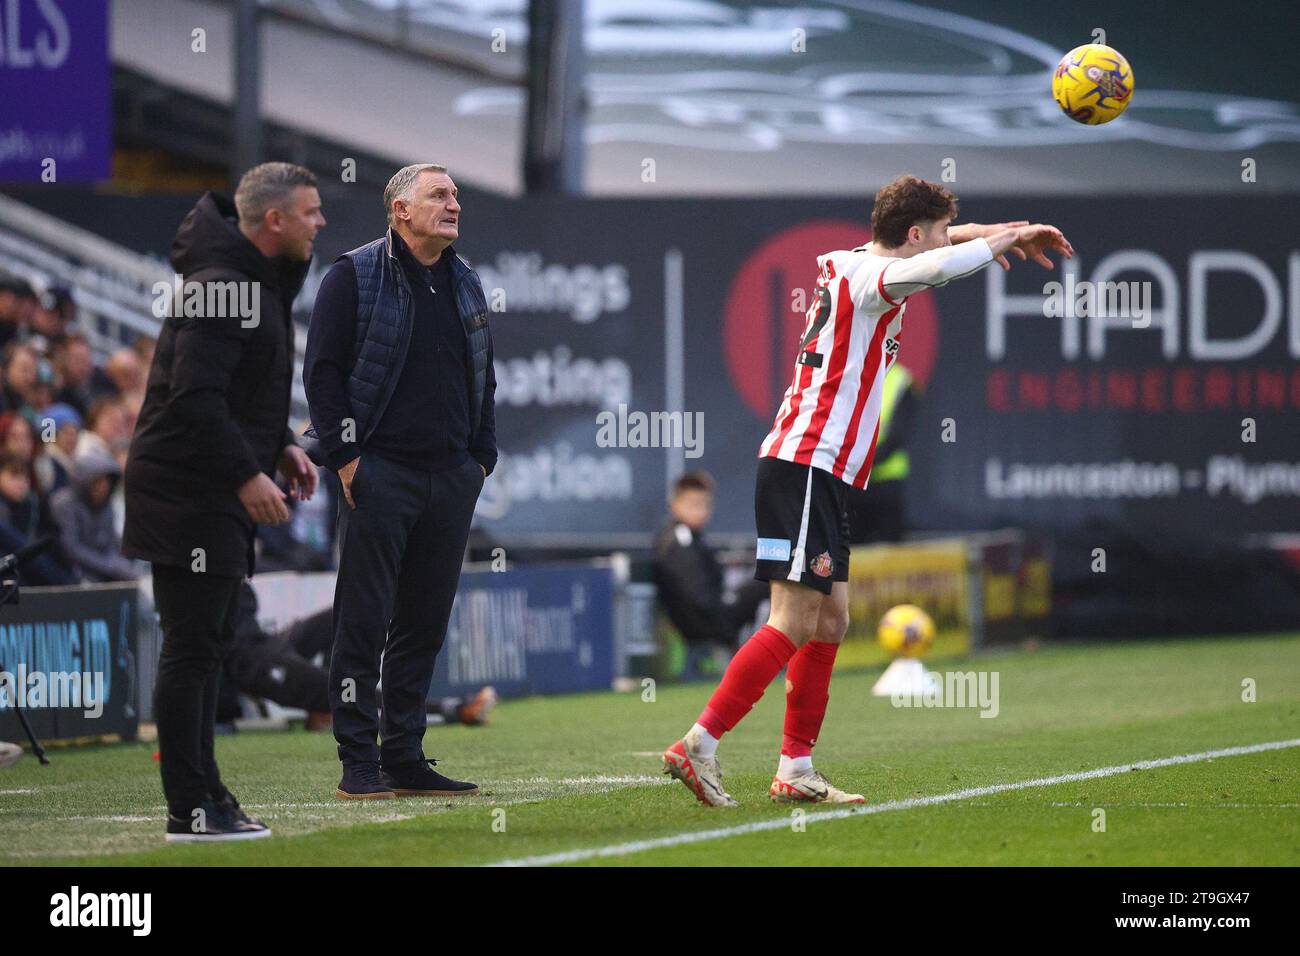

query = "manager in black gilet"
[{"left": 303, "top": 164, "right": 496, "bottom": 800}]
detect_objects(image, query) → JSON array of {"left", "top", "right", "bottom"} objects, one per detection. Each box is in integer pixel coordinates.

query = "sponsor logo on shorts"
[
  {"left": 756, "top": 537, "right": 792, "bottom": 561},
  {"left": 809, "top": 551, "right": 834, "bottom": 577}
]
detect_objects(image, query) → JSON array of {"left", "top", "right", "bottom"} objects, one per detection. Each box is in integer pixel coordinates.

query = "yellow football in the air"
[{"left": 1052, "top": 43, "right": 1134, "bottom": 125}]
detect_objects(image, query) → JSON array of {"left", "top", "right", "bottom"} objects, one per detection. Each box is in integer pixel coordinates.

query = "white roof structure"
[{"left": 113, "top": 0, "right": 1300, "bottom": 196}]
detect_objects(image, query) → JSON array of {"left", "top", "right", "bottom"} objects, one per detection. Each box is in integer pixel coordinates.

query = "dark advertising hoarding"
[
  {"left": 462, "top": 195, "right": 1299, "bottom": 545},
  {"left": 434, "top": 562, "right": 617, "bottom": 698},
  {"left": 0, "top": 584, "right": 139, "bottom": 744},
  {"left": 12, "top": 189, "right": 1296, "bottom": 544}
]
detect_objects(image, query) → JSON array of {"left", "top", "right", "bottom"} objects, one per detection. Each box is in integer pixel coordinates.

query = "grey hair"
[
  {"left": 384, "top": 163, "right": 448, "bottom": 227},
  {"left": 234, "top": 162, "right": 318, "bottom": 229}
]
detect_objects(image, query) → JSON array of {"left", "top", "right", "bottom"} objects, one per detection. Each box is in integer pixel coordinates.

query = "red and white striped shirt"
[{"left": 759, "top": 238, "right": 994, "bottom": 488}]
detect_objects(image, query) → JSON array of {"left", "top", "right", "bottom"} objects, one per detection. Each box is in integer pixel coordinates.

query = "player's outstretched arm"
[
  {"left": 873, "top": 224, "right": 1074, "bottom": 302},
  {"left": 948, "top": 221, "right": 1027, "bottom": 245},
  {"left": 877, "top": 238, "right": 999, "bottom": 301},
  {"left": 985, "top": 223, "right": 1074, "bottom": 270},
  {"left": 950, "top": 221, "right": 1033, "bottom": 270}
]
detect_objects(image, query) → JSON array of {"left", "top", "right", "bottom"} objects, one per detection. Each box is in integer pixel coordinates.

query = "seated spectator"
[
  {"left": 0, "top": 410, "right": 35, "bottom": 474},
  {"left": 30, "top": 286, "right": 75, "bottom": 347},
  {"left": 0, "top": 411, "right": 40, "bottom": 501},
  {"left": 53, "top": 334, "right": 97, "bottom": 417},
  {"left": 48, "top": 447, "right": 140, "bottom": 583},
  {"left": 2, "top": 342, "right": 43, "bottom": 414},
  {"left": 76, "top": 395, "right": 131, "bottom": 459},
  {"left": 0, "top": 448, "right": 45, "bottom": 538},
  {"left": 652, "top": 471, "right": 768, "bottom": 680},
  {"left": 33, "top": 403, "right": 80, "bottom": 497},
  {"left": 0, "top": 278, "right": 37, "bottom": 352},
  {"left": 77, "top": 397, "right": 135, "bottom": 542},
  {"left": 32, "top": 351, "right": 57, "bottom": 411},
  {"left": 104, "top": 347, "right": 146, "bottom": 416},
  {"left": 0, "top": 450, "right": 74, "bottom": 585}
]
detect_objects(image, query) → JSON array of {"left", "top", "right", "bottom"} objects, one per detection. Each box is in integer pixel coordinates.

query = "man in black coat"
[
  {"left": 123, "top": 163, "right": 324, "bottom": 842},
  {"left": 304, "top": 163, "right": 495, "bottom": 800}
]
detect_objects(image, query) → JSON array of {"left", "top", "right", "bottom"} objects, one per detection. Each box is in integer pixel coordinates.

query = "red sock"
[
  {"left": 782, "top": 640, "right": 839, "bottom": 758},
  {"left": 697, "top": 625, "right": 797, "bottom": 738}
]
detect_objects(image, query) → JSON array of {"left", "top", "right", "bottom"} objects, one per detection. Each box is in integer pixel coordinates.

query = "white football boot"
[
  {"left": 770, "top": 767, "right": 865, "bottom": 804},
  {"left": 662, "top": 730, "right": 740, "bottom": 807}
]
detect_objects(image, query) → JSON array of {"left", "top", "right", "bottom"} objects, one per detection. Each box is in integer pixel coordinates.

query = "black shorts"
[{"left": 753, "top": 456, "right": 851, "bottom": 596}]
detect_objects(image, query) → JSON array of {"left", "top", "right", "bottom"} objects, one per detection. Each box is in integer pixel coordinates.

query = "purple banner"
[{"left": 0, "top": 0, "right": 111, "bottom": 183}]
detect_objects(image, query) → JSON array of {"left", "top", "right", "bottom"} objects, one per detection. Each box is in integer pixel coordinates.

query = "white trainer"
[{"left": 0, "top": 741, "right": 21, "bottom": 768}]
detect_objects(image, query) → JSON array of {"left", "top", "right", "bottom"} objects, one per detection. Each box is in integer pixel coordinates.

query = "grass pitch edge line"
[{"left": 487, "top": 738, "right": 1300, "bottom": 867}]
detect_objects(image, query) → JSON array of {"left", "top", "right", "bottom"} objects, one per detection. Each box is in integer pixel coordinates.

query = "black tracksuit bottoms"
[{"left": 152, "top": 563, "right": 243, "bottom": 818}]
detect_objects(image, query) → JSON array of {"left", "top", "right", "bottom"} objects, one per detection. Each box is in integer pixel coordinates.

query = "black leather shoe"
[
  {"left": 382, "top": 757, "right": 479, "bottom": 797},
  {"left": 336, "top": 761, "right": 397, "bottom": 800},
  {"left": 216, "top": 790, "right": 267, "bottom": 829},
  {"left": 165, "top": 799, "right": 271, "bottom": 843}
]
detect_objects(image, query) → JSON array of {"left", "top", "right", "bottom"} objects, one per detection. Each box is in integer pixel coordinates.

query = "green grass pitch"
[{"left": 2, "top": 633, "right": 1297, "bottom": 866}]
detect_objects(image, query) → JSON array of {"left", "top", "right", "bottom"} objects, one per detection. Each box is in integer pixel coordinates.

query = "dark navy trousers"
[{"left": 328, "top": 452, "right": 483, "bottom": 766}]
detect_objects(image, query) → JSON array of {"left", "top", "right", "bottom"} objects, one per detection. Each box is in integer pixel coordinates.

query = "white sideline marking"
[
  {"left": 1048, "top": 802, "right": 1300, "bottom": 809},
  {"left": 488, "top": 738, "right": 1300, "bottom": 867}
]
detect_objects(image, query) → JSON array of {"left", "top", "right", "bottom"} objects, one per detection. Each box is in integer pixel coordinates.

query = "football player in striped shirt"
[{"left": 663, "top": 175, "right": 1072, "bottom": 806}]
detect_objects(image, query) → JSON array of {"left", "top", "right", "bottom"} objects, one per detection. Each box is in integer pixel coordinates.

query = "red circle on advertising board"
[{"left": 721, "top": 220, "right": 939, "bottom": 419}]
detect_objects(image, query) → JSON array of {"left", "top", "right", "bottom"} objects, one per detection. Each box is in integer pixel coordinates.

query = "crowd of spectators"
[
  {"left": 0, "top": 272, "right": 339, "bottom": 588},
  {"left": 0, "top": 273, "right": 156, "bottom": 585}
]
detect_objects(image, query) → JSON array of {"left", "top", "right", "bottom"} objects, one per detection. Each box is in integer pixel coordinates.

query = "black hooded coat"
[{"left": 123, "top": 192, "right": 309, "bottom": 577}]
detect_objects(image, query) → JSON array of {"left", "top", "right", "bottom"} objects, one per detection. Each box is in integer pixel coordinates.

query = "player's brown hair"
[
  {"left": 672, "top": 470, "right": 715, "bottom": 497},
  {"left": 870, "top": 175, "right": 959, "bottom": 248}
]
